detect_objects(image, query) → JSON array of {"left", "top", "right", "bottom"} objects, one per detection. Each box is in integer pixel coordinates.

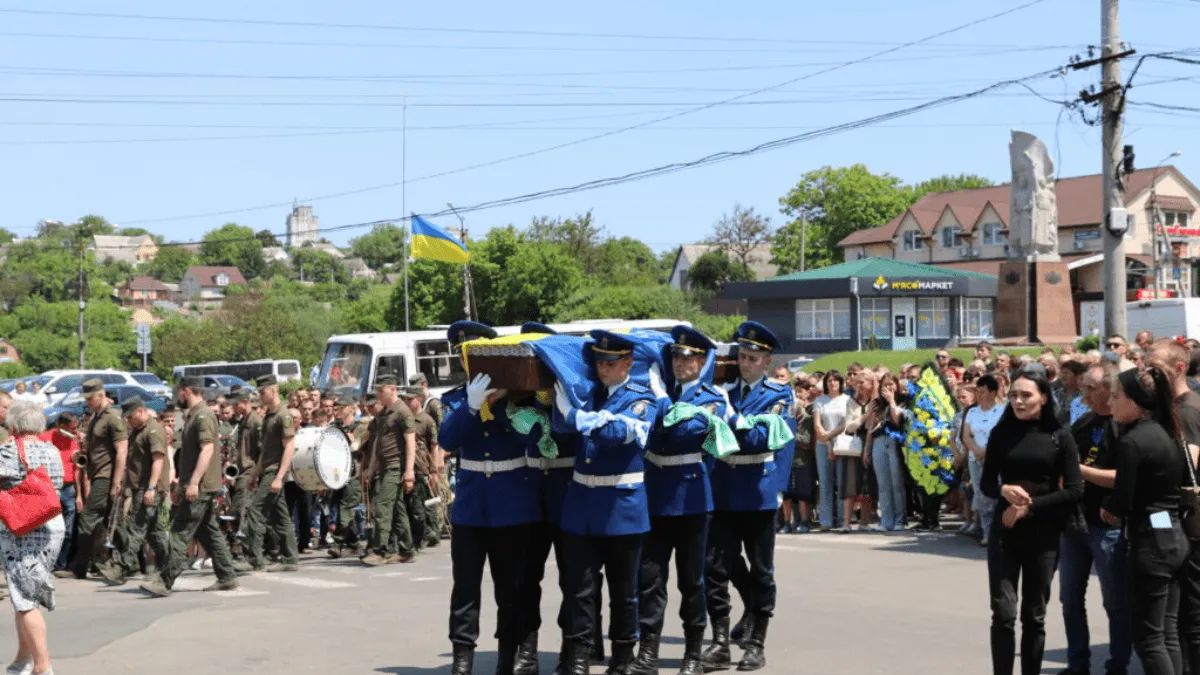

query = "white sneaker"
[
  {"left": 202, "top": 558, "right": 213, "bottom": 569},
  {"left": 189, "top": 558, "right": 203, "bottom": 571},
  {"left": 6, "top": 658, "right": 32, "bottom": 675}
]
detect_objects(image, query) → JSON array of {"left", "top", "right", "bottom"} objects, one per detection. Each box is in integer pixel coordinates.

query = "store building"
[{"left": 721, "top": 258, "right": 998, "bottom": 355}]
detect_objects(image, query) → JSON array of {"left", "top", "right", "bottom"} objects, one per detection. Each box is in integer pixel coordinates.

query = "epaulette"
[
  {"left": 763, "top": 379, "right": 787, "bottom": 391},
  {"left": 701, "top": 383, "right": 724, "bottom": 397},
  {"left": 624, "top": 382, "right": 650, "bottom": 394}
]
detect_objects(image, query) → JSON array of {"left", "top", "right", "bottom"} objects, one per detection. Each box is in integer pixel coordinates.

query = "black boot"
[
  {"left": 700, "top": 617, "right": 732, "bottom": 672},
  {"left": 452, "top": 643, "right": 475, "bottom": 675},
  {"left": 736, "top": 615, "right": 769, "bottom": 672},
  {"left": 729, "top": 611, "right": 754, "bottom": 648},
  {"left": 496, "top": 640, "right": 519, "bottom": 675},
  {"left": 606, "top": 640, "right": 636, "bottom": 675},
  {"left": 679, "top": 628, "right": 705, "bottom": 675},
  {"left": 552, "top": 642, "right": 568, "bottom": 675},
  {"left": 514, "top": 632, "right": 539, "bottom": 675},
  {"left": 565, "top": 640, "right": 591, "bottom": 675},
  {"left": 69, "top": 532, "right": 96, "bottom": 579},
  {"left": 628, "top": 633, "right": 660, "bottom": 675}
]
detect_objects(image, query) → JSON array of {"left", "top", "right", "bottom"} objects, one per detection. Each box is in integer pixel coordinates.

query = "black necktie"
[
  {"left": 674, "top": 384, "right": 682, "bottom": 401},
  {"left": 594, "top": 386, "right": 609, "bottom": 410},
  {"left": 741, "top": 384, "right": 750, "bottom": 400}
]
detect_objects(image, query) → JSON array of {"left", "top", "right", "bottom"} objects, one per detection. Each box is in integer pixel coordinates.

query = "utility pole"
[
  {"left": 447, "top": 202, "right": 475, "bottom": 321},
  {"left": 799, "top": 215, "right": 806, "bottom": 272},
  {"left": 1100, "top": 0, "right": 1126, "bottom": 339},
  {"left": 76, "top": 235, "right": 86, "bottom": 368}
]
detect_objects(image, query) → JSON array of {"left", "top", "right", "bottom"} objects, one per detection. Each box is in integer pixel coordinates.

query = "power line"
[{"left": 116, "top": 0, "right": 1055, "bottom": 225}]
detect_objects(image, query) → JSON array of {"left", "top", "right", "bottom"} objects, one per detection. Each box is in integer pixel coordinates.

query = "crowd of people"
[{"left": 7, "top": 323, "right": 1200, "bottom": 674}]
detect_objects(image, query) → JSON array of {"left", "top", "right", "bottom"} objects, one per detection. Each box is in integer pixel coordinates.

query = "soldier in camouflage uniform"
[
  {"left": 411, "top": 373, "right": 451, "bottom": 540},
  {"left": 328, "top": 393, "right": 368, "bottom": 558},
  {"left": 400, "top": 386, "right": 437, "bottom": 550},
  {"left": 243, "top": 376, "right": 300, "bottom": 572},
  {"left": 361, "top": 374, "right": 418, "bottom": 566},
  {"left": 226, "top": 392, "right": 259, "bottom": 559}
]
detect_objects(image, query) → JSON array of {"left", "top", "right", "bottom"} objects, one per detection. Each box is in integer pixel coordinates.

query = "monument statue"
[{"left": 1007, "top": 130, "right": 1059, "bottom": 260}]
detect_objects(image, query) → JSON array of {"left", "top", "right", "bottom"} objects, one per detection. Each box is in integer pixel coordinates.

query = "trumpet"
[
  {"left": 71, "top": 451, "right": 87, "bottom": 468},
  {"left": 223, "top": 463, "right": 240, "bottom": 480}
]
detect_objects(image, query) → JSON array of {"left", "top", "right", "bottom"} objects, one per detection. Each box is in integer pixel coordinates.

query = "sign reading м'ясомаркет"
[{"left": 868, "top": 275, "right": 958, "bottom": 294}]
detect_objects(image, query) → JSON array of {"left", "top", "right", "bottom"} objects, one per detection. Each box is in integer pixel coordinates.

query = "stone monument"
[{"left": 994, "top": 131, "right": 1078, "bottom": 344}]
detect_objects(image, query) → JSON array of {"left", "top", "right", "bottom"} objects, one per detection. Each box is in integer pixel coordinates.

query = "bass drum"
[{"left": 290, "top": 426, "right": 353, "bottom": 491}]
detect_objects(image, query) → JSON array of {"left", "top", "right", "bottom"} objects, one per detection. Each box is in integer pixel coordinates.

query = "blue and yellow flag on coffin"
[{"left": 410, "top": 214, "right": 469, "bottom": 264}]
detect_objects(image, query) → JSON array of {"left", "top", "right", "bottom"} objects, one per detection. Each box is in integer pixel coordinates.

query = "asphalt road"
[{"left": 0, "top": 527, "right": 1139, "bottom": 674}]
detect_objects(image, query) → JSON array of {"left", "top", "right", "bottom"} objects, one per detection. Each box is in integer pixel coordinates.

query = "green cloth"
[
  {"left": 662, "top": 403, "right": 740, "bottom": 459},
  {"left": 507, "top": 405, "right": 559, "bottom": 459},
  {"left": 734, "top": 414, "right": 795, "bottom": 451}
]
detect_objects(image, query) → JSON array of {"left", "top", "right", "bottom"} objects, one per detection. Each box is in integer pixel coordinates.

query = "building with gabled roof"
[
  {"left": 92, "top": 234, "right": 159, "bottom": 266},
  {"left": 179, "top": 265, "right": 246, "bottom": 304}
]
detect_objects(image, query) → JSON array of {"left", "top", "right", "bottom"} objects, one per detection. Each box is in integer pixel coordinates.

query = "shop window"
[
  {"left": 902, "top": 231, "right": 923, "bottom": 252},
  {"left": 917, "top": 297, "right": 950, "bottom": 339},
  {"left": 982, "top": 222, "right": 1005, "bottom": 246},
  {"left": 941, "top": 225, "right": 962, "bottom": 248},
  {"left": 961, "top": 298, "right": 994, "bottom": 339},
  {"left": 860, "top": 297, "right": 890, "bottom": 338},
  {"left": 795, "top": 298, "right": 851, "bottom": 340}
]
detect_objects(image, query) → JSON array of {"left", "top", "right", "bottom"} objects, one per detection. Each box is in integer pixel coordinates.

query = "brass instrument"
[
  {"left": 71, "top": 450, "right": 87, "bottom": 468},
  {"left": 102, "top": 494, "right": 125, "bottom": 550},
  {"left": 223, "top": 463, "right": 240, "bottom": 480}
]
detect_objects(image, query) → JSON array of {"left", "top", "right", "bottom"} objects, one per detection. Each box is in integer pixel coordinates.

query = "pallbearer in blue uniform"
[
  {"left": 512, "top": 320, "right": 577, "bottom": 675},
  {"left": 702, "top": 321, "right": 794, "bottom": 672},
  {"left": 554, "top": 330, "right": 658, "bottom": 675},
  {"left": 441, "top": 321, "right": 542, "bottom": 675},
  {"left": 630, "top": 326, "right": 726, "bottom": 675}
]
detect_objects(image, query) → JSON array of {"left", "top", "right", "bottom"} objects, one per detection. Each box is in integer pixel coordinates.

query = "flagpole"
[
  {"left": 402, "top": 98, "right": 410, "bottom": 333},
  {"left": 446, "top": 202, "right": 473, "bottom": 321}
]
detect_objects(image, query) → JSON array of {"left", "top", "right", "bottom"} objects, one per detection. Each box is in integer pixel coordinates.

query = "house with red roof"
[{"left": 179, "top": 266, "right": 246, "bottom": 305}]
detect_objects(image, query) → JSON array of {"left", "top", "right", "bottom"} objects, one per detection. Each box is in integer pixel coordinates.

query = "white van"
[
  {"left": 1127, "top": 298, "right": 1200, "bottom": 339},
  {"left": 316, "top": 319, "right": 684, "bottom": 398}
]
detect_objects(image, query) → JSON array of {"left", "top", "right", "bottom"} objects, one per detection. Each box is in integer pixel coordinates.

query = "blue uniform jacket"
[
  {"left": 710, "top": 378, "right": 796, "bottom": 512},
  {"left": 645, "top": 381, "right": 725, "bottom": 517},
  {"left": 439, "top": 387, "right": 541, "bottom": 528},
  {"left": 560, "top": 380, "right": 657, "bottom": 537}
]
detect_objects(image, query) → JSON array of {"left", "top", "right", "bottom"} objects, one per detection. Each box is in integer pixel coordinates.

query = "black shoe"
[
  {"left": 590, "top": 633, "right": 606, "bottom": 665},
  {"left": 701, "top": 617, "right": 732, "bottom": 672},
  {"left": 564, "top": 640, "right": 591, "bottom": 675},
  {"left": 729, "top": 612, "right": 754, "bottom": 648},
  {"left": 496, "top": 640, "right": 519, "bottom": 675},
  {"left": 679, "top": 628, "right": 705, "bottom": 675},
  {"left": 606, "top": 640, "right": 635, "bottom": 675},
  {"left": 1057, "top": 670, "right": 1089, "bottom": 675},
  {"left": 452, "top": 643, "right": 475, "bottom": 675},
  {"left": 513, "top": 632, "right": 539, "bottom": 675},
  {"left": 736, "top": 615, "right": 769, "bottom": 672},
  {"left": 628, "top": 633, "right": 660, "bottom": 675}
]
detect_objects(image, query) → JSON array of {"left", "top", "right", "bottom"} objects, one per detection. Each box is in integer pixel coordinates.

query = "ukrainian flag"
[{"left": 410, "top": 214, "right": 470, "bottom": 264}]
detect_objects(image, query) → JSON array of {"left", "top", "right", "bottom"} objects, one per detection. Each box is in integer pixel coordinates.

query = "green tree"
[
  {"left": 706, "top": 203, "right": 773, "bottom": 269},
  {"left": 386, "top": 260, "right": 465, "bottom": 330},
  {"left": 0, "top": 228, "right": 15, "bottom": 244},
  {"left": 343, "top": 283, "right": 393, "bottom": 333},
  {"left": 910, "top": 173, "right": 994, "bottom": 199},
  {"left": 143, "top": 245, "right": 199, "bottom": 283},
  {"left": 200, "top": 223, "right": 265, "bottom": 278},
  {"left": 255, "top": 229, "right": 281, "bottom": 248},
  {"left": 593, "top": 237, "right": 663, "bottom": 286},
  {"left": 686, "top": 250, "right": 753, "bottom": 295},
  {"left": 349, "top": 223, "right": 406, "bottom": 271},
  {"left": 773, "top": 164, "right": 912, "bottom": 271},
  {"left": 551, "top": 284, "right": 743, "bottom": 342},
  {"left": 291, "top": 247, "right": 349, "bottom": 285},
  {"left": 524, "top": 212, "right": 605, "bottom": 273},
  {"left": 470, "top": 227, "right": 584, "bottom": 325},
  {"left": 115, "top": 227, "right": 164, "bottom": 244}
]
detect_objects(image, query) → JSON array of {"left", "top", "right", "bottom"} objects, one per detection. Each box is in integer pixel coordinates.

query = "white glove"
[
  {"left": 466, "top": 373, "right": 492, "bottom": 411},
  {"left": 554, "top": 382, "right": 574, "bottom": 418},
  {"left": 647, "top": 364, "right": 669, "bottom": 401}
]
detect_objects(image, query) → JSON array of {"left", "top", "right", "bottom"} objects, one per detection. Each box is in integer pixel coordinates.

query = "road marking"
[
  {"left": 170, "top": 577, "right": 269, "bottom": 597},
  {"left": 255, "top": 575, "right": 355, "bottom": 589},
  {"left": 375, "top": 571, "right": 410, "bottom": 578},
  {"left": 411, "top": 576, "right": 441, "bottom": 582}
]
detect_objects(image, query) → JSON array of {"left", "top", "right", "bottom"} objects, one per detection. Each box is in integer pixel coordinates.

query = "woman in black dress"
[
  {"left": 980, "top": 371, "right": 1083, "bottom": 675},
  {"left": 1100, "top": 366, "right": 1189, "bottom": 674}
]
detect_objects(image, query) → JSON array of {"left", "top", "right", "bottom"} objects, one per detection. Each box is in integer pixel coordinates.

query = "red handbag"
[{"left": 0, "top": 437, "right": 62, "bottom": 536}]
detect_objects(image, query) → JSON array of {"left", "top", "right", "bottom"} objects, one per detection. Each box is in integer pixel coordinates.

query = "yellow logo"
[{"left": 873, "top": 275, "right": 889, "bottom": 291}]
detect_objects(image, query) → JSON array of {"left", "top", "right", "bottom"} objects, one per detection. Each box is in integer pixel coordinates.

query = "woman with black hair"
[
  {"left": 981, "top": 371, "right": 1083, "bottom": 675},
  {"left": 1100, "top": 366, "right": 1189, "bottom": 674}
]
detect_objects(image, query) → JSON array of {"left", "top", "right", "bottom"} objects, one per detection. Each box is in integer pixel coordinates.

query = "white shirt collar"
[{"left": 607, "top": 376, "right": 629, "bottom": 396}]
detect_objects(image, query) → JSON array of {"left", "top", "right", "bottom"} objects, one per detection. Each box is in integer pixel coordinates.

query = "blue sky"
[{"left": 0, "top": 0, "right": 1196, "bottom": 252}]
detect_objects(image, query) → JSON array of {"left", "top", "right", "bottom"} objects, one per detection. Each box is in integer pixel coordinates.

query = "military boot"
[
  {"left": 605, "top": 640, "right": 636, "bottom": 675},
  {"left": 627, "top": 632, "right": 660, "bottom": 675},
  {"left": 496, "top": 640, "right": 519, "bottom": 675},
  {"left": 729, "top": 611, "right": 753, "bottom": 647},
  {"left": 735, "top": 615, "right": 769, "bottom": 672},
  {"left": 451, "top": 643, "right": 475, "bottom": 675},
  {"left": 563, "top": 640, "right": 591, "bottom": 675},
  {"left": 679, "top": 627, "right": 705, "bottom": 675},
  {"left": 700, "top": 617, "right": 732, "bottom": 672},
  {"left": 513, "top": 632, "right": 539, "bottom": 675}
]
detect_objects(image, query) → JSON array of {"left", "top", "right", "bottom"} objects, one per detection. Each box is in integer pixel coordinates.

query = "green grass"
[{"left": 800, "top": 347, "right": 1047, "bottom": 374}]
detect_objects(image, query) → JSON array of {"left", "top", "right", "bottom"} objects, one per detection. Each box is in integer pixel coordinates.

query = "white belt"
[
  {"left": 644, "top": 452, "right": 703, "bottom": 467},
  {"left": 459, "top": 457, "right": 528, "bottom": 474},
  {"left": 526, "top": 457, "right": 576, "bottom": 471},
  {"left": 720, "top": 452, "right": 774, "bottom": 466},
  {"left": 572, "top": 471, "right": 644, "bottom": 488}
]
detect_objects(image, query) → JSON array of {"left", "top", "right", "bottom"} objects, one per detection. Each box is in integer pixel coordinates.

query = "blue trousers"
[
  {"left": 55, "top": 484, "right": 77, "bottom": 570},
  {"left": 1058, "top": 526, "right": 1132, "bottom": 673},
  {"left": 815, "top": 443, "right": 837, "bottom": 528}
]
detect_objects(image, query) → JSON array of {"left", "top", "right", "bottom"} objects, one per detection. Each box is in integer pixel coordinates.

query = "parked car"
[
  {"left": 48, "top": 384, "right": 168, "bottom": 421},
  {"left": 39, "top": 370, "right": 141, "bottom": 405},
  {"left": 787, "top": 357, "right": 815, "bottom": 373},
  {"left": 202, "top": 374, "right": 256, "bottom": 397},
  {"left": 131, "top": 371, "right": 172, "bottom": 400}
]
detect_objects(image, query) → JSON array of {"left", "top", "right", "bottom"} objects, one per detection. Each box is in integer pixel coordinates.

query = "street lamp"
[{"left": 1150, "top": 151, "right": 1183, "bottom": 298}]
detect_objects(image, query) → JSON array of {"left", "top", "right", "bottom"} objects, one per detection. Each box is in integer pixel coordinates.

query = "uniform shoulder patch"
[{"left": 624, "top": 382, "right": 650, "bottom": 394}]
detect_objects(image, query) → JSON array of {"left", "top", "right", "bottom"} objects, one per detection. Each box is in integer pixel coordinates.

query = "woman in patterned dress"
[{"left": 1, "top": 402, "right": 64, "bottom": 675}]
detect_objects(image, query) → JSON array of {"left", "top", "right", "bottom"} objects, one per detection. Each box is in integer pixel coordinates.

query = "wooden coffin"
[
  {"left": 713, "top": 358, "right": 739, "bottom": 385},
  {"left": 467, "top": 343, "right": 555, "bottom": 392}
]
